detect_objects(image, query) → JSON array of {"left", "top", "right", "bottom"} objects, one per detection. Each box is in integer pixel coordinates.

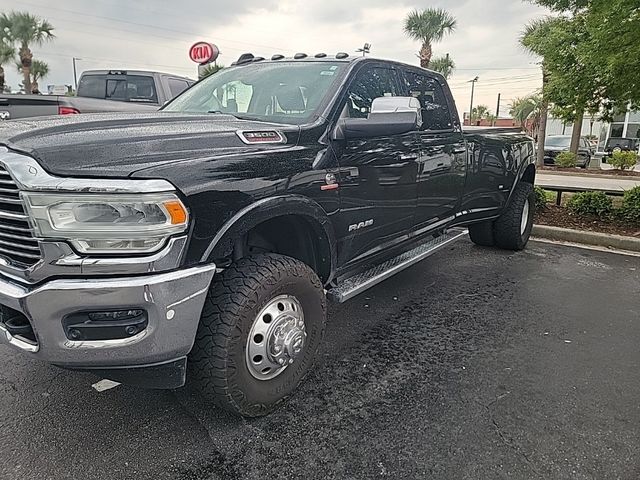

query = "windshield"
[
  {"left": 163, "top": 62, "right": 345, "bottom": 124},
  {"left": 545, "top": 136, "right": 571, "bottom": 148}
]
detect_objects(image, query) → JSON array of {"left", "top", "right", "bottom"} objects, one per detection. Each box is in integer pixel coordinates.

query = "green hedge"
[
  {"left": 555, "top": 152, "right": 577, "bottom": 168},
  {"left": 567, "top": 191, "right": 613, "bottom": 217},
  {"left": 617, "top": 186, "right": 640, "bottom": 224}
]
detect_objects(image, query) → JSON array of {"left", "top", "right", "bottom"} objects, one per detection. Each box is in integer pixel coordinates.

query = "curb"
[{"left": 532, "top": 225, "right": 640, "bottom": 252}]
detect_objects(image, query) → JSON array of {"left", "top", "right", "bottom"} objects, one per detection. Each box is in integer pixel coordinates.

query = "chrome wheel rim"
[
  {"left": 521, "top": 198, "right": 530, "bottom": 235},
  {"left": 246, "top": 295, "right": 306, "bottom": 381}
]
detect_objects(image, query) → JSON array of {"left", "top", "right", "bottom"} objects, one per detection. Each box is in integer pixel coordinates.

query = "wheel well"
[
  {"left": 232, "top": 215, "right": 332, "bottom": 284},
  {"left": 521, "top": 164, "right": 536, "bottom": 185}
]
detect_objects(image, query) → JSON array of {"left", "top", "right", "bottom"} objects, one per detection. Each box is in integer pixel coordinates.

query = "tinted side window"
[
  {"left": 168, "top": 78, "right": 189, "bottom": 98},
  {"left": 346, "top": 67, "right": 399, "bottom": 118},
  {"left": 403, "top": 71, "right": 453, "bottom": 131},
  {"left": 77, "top": 75, "right": 106, "bottom": 98}
]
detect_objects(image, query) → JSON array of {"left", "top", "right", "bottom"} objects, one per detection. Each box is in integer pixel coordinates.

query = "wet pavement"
[{"left": 0, "top": 239, "right": 639, "bottom": 480}]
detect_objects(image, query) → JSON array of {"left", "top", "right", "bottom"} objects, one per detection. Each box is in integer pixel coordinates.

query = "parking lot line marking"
[{"left": 531, "top": 237, "right": 640, "bottom": 257}]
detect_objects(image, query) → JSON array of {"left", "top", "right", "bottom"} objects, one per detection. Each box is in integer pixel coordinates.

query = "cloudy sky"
[{"left": 0, "top": 0, "right": 549, "bottom": 117}]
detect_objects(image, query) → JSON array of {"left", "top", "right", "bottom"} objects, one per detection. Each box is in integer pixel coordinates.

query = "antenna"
[{"left": 356, "top": 43, "right": 371, "bottom": 56}]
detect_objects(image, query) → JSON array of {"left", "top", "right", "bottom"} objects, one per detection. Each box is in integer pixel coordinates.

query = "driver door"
[{"left": 329, "top": 65, "right": 420, "bottom": 266}]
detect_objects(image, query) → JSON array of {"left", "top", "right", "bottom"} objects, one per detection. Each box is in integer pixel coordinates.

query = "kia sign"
[{"left": 189, "top": 42, "right": 219, "bottom": 65}]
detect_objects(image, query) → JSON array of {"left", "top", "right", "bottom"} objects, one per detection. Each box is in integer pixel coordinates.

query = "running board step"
[{"left": 327, "top": 228, "right": 468, "bottom": 303}]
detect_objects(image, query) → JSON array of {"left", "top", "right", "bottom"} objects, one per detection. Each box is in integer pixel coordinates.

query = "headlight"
[{"left": 22, "top": 192, "right": 188, "bottom": 254}]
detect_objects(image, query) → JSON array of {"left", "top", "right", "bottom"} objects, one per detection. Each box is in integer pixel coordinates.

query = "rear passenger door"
[
  {"left": 330, "top": 64, "right": 420, "bottom": 266},
  {"left": 402, "top": 69, "right": 467, "bottom": 232}
]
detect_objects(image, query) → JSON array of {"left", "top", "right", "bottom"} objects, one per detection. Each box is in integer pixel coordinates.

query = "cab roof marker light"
[
  {"left": 294, "top": 53, "right": 308, "bottom": 59},
  {"left": 336, "top": 52, "right": 349, "bottom": 59},
  {"left": 315, "top": 53, "right": 327, "bottom": 58},
  {"left": 235, "top": 53, "right": 255, "bottom": 65},
  {"left": 271, "top": 54, "right": 285, "bottom": 60},
  {"left": 252, "top": 57, "right": 265, "bottom": 62}
]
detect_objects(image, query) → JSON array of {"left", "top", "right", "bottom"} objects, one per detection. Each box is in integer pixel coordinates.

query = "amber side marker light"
[{"left": 163, "top": 201, "right": 188, "bottom": 224}]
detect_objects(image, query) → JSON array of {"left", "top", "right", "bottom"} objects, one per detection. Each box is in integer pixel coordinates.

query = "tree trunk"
[
  {"left": 569, "top": 110, "right": 584, "bottom": 154},
  {"left": 535, "top": 67, "right": 550, "bottom": 168},
  {"left": 419, "top": 42, "right": 432, "bottom": 69},
  {"left": 536, "top": 99, "right": 548, "bottom": 168},
  {"left": 19, "top": 44, "right": 32, "bottom": 95}
]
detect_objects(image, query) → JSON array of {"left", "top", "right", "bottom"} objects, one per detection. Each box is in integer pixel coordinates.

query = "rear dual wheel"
[
  {"left": 468, "top": 182, "right": 535, "bottom": 251},
  {"left": 187, "top": 253, "right": 326, "bottom": 417}
]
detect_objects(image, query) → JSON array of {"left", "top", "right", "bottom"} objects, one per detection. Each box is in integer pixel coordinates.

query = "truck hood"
[{"left": 0, "top": 112, "right": 300, "bottom": 177}]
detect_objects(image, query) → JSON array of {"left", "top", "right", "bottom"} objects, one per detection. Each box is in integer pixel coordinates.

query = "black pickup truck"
[{"left": 0, "top": 54, "right": 535, "bottom": 417}]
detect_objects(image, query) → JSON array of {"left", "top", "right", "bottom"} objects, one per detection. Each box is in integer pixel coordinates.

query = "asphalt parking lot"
[{"left": 0, "top": 239, "right": 638, "bottom": 480}]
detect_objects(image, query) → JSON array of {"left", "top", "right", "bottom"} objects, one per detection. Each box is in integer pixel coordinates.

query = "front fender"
[{"left": 200, "top": 194, "right": 337, "bottom": 281}]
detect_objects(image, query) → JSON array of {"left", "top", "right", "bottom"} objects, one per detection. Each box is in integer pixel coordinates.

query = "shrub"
[
  {"left": 567, "top": 191, "right": 613, "bottom": 218},
  {"left": 534, "top": 186, "right": 548, "bottom": 210},
  {"left": 609, "top": 151, "right": 638, "bottom": 171},
  {"left": 554, "top": 152, "right": 577, "bottom": 168},
  {"left": 617, "top": 186, "right": 640, "bottom": 224}
]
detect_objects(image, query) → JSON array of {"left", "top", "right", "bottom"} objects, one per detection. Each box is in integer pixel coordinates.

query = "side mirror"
[{"left": 333, "top": 96, "right": 422, "bottom": 140}]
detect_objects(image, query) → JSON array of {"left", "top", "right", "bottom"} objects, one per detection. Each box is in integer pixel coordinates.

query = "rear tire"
[
  {"left": 493, "top": 182, "right": 535, "bottom": 251},
  {"left": 187, "top": 253, "right": 326, "bottom": 417},
  {"left": 468, "top": 221, "right": 495, "bottom": 247}
]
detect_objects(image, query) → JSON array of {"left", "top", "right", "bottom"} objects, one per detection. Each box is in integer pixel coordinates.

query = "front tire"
[
  {"left": 493, "top": 182, "right": 535, "bottom": 251},
  {"left": 187, "top": 254, "right": 326, "bottom": 417}
]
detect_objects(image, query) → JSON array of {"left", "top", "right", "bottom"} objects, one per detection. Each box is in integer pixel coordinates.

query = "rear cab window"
[{"left": 77, "top": 74, "right": 158, "bottom": 103}]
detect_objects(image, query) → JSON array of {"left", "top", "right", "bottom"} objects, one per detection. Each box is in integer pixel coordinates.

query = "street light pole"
[
  {"left": 72, "top": 57, "right": 81, "bottom": 91},
  {"left": 468, "top": 76, "right": 479, "bottom": 125}
]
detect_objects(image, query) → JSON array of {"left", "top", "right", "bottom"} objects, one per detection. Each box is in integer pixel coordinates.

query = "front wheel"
[
  {"left": 493, "top": 182, "right": 535, "bottom": 251},
  {"left": 187, "top": 253, "right": 326, "bottom": 417}
]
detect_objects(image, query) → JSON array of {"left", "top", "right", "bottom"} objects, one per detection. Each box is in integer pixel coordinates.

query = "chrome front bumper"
[{"left": 0, "top": 264, "right": 216, "bottom": 367}]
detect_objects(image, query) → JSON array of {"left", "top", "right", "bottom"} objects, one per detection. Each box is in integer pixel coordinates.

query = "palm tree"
[
  {"left": 199, "top": 63, "right": 224, "bottom": 80},
  {"left": 403, "top": 8, "right": 456, "bottom": 69},
  {"left": 0, "top": 39, "right": 14, "bottom": 93},
  {"left": 30, "top": 59, "right": 49, "bottom": 93},
  {"left": 471, "top": 105, "right": 490, "bottom": 125},
  {"left": 429, "top": 54, "right": 455, "bottom": 79},
  {"left": 509, "top": 94, "right": 543, "bottom": 136},
  {"left": 520, "top": 18, "right": 557, "bottom": 167},
  {"left": 0, "top": 12, "right": 54, "bottom": 95}
]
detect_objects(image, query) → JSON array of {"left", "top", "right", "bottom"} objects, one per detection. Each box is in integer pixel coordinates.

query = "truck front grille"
[{"left": 0, "top": 166, "right": 42, "bottom": 267}]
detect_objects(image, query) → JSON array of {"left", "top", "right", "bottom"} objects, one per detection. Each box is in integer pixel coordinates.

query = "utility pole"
[
  {"left": 72, "top": 57, "right": 81, "bottom": 92},
  {"left": 468, "top": 76, "right": 479, "bottom": 125},
  {"left": 495, "top": 93, "right": 501, "bottom": 118}
]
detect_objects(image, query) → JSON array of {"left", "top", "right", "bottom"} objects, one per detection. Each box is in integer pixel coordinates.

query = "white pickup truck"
[{"left": 0, "top": 70, "right": 194, "bottom": 120}]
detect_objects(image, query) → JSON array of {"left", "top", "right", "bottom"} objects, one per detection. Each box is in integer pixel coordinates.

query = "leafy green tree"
[
  {"left": 429, "top": 54, "right": 455, "bottom": 79},
  {"left": 403, "top": 8, "right": 456, "bottom": 69},
  {"left": 0, "top": 12, "right": 54, "bottom": 94},
  {"left": 527, "top": 0, "right": 640, "bottom": 117},
  {"left": 0, "top": 38, "right": 14, "bottom": 92}
]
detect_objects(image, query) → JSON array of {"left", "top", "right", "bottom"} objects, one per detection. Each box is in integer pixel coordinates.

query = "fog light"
[
  {"left": 88, "top": 310, "right": 144, "bottom": 322},
  {"left": 63, "top": 309, "right": 148, "bottom": 341}
]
